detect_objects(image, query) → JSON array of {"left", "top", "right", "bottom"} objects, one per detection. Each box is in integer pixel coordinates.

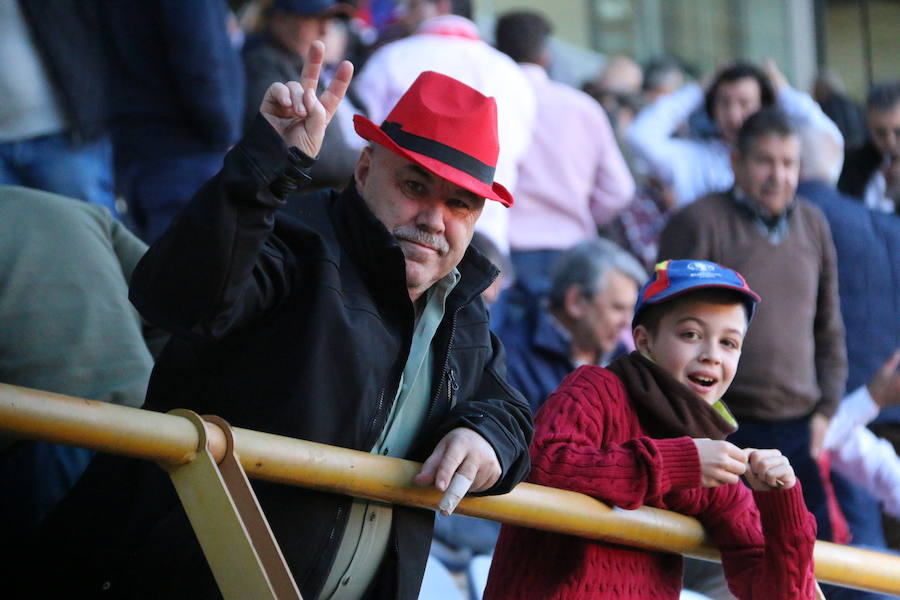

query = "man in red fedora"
[{"left": 34, "top": 42, "right": 532, "bottom": 600}]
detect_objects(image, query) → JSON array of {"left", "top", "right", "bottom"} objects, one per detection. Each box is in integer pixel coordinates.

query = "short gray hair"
[{"left": 548, "top": 238, "right": 647, "bottom": 310}]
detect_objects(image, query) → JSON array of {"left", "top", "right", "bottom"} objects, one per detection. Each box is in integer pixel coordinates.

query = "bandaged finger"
[{"left": 438, "top": 472, "right": 473, "bottom": 516}]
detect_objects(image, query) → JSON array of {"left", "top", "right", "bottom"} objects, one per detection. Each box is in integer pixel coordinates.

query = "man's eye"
[
  {"left": 405, "top": 180, "right": 426, "bottom": 194},
  {"left": 447, "top": 198, "right": 471, "bottom": 210}
]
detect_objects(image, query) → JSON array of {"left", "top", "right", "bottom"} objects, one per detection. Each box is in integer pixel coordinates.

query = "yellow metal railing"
[{"left": 2, "top": 382, "right": 899, "bottom": 596}]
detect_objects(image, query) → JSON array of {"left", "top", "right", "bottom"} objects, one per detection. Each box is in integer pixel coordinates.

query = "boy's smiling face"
[{"left": 633, "top": 298, "right": 747, "bottom": 405}]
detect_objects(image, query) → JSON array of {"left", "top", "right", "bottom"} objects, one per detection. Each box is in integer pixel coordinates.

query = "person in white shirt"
[
  {"left": 353, "top": 0, "right": 536, "bottom": 254},
  {"left": 627, "top": 60, "right": 843, "bottom": 206},
  {"left": 825, "top": 351, "right": 900, "bottom": 518}
]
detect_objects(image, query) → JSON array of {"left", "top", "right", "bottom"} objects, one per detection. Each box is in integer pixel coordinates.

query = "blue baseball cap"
[
  {"left": 272, "top": 0, "right": 353, "bottom": 17},
  {"left": 632, "top": 260, "right": 761, "bottom": 328}
]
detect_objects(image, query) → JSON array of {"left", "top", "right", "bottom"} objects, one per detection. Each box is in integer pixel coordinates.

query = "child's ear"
[{"left": 633, "top": 325, "right": 652, "bottom": 355}]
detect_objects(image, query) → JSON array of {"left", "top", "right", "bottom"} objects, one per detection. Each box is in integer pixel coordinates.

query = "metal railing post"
[{"left": 163, "top": 410, "right": 302, "bottom": 600}]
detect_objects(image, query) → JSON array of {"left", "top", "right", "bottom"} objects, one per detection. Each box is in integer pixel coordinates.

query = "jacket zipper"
[
  {"left": 365, "top": 387, "right": 386, "bottom": 451},
  {"left": 446, "top": 368, "right": 459, "bottom": 408},
  {"left": 424, "top": 306, "right": 461, "bottom": 428}
]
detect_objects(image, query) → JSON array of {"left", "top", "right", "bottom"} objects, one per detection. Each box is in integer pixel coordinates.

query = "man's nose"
[{"left": 415, "top": 202, "right": 444, "bottom": 232}]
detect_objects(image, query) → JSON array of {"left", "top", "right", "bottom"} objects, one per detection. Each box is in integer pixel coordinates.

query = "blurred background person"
[
  {"left": 494, "top": 10, "right": 635, "bottom": 318},
  {"left": 242, "top": 0, "right": 361, "bottom": 189},
  {"left": 838, "top": 81, "right": 900, "bottom": 215},
  {"left": 627, "top": 60, "right": 843, "bottom": 207},
  {"left": 813, "top": 70, "right": 868, "bottom": 150},
  {"left": 100, "top": 0, "right": 245, "bottom": 243},
  {"left": 0, "top": 185, "right": 160, "bottom": 592},
  {"left": 498, "top": 239, "right": 646, "bottom": 414},
  {"left": 799, "top": 125, "right": 900, "bottom": 600},
  {"left": 0, "top": 0, "right": 116, "bottom": 216}
]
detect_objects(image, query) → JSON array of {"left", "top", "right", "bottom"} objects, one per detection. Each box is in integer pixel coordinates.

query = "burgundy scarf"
[{"left": 606, "top": 351, "right": 736, "bottom": 441}]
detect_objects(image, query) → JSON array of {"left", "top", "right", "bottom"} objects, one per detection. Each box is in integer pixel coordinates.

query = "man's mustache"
[{"left": 393, "top": 227, "right": 449, "bottom": 255}]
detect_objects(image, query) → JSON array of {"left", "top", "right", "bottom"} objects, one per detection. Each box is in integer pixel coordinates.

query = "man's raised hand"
[{"left": 259, "top": 40, "right": 353, "bottom": 158}]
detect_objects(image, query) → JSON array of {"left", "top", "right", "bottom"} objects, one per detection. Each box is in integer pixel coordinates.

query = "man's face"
[
  {"left": 732, "top": 133, "right": 800, "bottom": 216},
  {"left": 868, "top": 103, "right": 900, "bottom": 157},
  {"left": 634, "top": 299, "right": 747, "bottom": 405},
  {"left": 568, "top": 269, "right": 639, "bottom": 360},
  {"left": 713, "top": 77, "right": 763, "bottom": 144},
  {"left": 355, "top": 145, "right": 485, "bottom": 302}
]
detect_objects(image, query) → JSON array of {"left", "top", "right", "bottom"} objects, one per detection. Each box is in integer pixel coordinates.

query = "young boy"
[{"left": 484, "top": 260, "right": 817, "bottom": 599}]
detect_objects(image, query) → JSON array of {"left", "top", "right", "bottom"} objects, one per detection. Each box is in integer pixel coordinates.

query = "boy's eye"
[
  {"left": 722, "top": 338, "right": 740, "bottom": 350},
  {"left": 679, "top": 331, "right": 699, "bottom": 340}
]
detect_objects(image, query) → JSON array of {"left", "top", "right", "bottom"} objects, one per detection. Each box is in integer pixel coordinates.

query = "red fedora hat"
[{"left": 353, "top": 71, "right": 514, "bottom": 207}]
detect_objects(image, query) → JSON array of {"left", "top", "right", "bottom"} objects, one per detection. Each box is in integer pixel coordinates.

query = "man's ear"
[
  {"left": 563, "top": 284, "right": 586, "bottom": 319},
  {"left": 354, "top": 146, "right": 373, "bottom": 193},
  {"left": 633, "top": 324, "right": 652, "bottom": 356}
]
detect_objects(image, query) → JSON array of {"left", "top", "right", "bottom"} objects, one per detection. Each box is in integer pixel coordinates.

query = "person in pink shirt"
[{"left": 494, "top": 10, "right": 635, "bottom": 304}]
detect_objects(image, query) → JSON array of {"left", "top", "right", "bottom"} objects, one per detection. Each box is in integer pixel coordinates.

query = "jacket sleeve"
[
  {"left": 433, "top": 332, "right": 534, "bottom": 496},
  {"left": 129, "top": 116, "right": 310, "bottom": 341},
  {"left": 527, "top": 368, "right": 701, "bottom": 509},
  {"left": 811, "top": 210, "right": 848, "bottom": 417},
  {"left": 683, "top": 483, "right": 817, "bottom": 599}
]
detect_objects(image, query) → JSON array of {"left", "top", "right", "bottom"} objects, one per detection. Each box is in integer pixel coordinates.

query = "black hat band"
[{"left": 380, "top": 121, "right": 495, "bottom": 185}]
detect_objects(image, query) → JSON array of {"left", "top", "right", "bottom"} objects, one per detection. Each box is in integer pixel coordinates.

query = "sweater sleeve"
[
  {"left": 695, "top": 483, "right": 817, "bottom": 599},
  {"left": 528, "top": 368, "right": 701, "bottom": 509}
]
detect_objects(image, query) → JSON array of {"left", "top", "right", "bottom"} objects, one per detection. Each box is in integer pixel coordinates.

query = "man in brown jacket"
[{"left": 658, "top": 107, "right": 847, "bottom": 542}]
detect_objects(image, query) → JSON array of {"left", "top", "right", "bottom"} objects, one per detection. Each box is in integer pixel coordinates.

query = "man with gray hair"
[
  {"left": 497, "top": 238, "right": 646, "bottom": 413},
  {"left": 838, "top": 81, "right": 900, "bottom": 215}
]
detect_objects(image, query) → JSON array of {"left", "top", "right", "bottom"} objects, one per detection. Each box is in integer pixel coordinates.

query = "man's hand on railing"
[{"left": 414, "top": 427, "right": 501, "bottom": 514}]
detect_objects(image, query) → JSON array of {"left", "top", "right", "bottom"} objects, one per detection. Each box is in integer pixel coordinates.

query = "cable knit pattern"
[{"left": 484, "top": 366, "right": 817, "bottom": 599}]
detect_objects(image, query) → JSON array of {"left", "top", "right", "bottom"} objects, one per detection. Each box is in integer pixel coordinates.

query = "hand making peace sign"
[{"left": 259, "top": 40, "right": 354, "bottom": 159}]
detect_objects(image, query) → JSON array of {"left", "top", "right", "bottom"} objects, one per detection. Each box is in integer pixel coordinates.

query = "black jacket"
[
  {"left": 36, "top": 118, "right": 532, "bottom": 599},
  {"left": 837, "top": 140, "right": 883, "bottom": 202}
]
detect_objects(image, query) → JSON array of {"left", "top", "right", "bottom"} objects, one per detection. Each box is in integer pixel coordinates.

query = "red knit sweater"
[{"left": 484, "top": 366, "right": 817, "bottom": 600}]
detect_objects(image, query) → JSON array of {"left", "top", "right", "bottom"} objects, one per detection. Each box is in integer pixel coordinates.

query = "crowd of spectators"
[{"left": 1, "top": 1, "right": 898, "bottom": 599}]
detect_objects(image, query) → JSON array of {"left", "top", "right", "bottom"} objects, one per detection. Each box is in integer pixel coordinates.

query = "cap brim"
[{"left": 353, "top": 114, "right": 513, "bottom": 207}]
